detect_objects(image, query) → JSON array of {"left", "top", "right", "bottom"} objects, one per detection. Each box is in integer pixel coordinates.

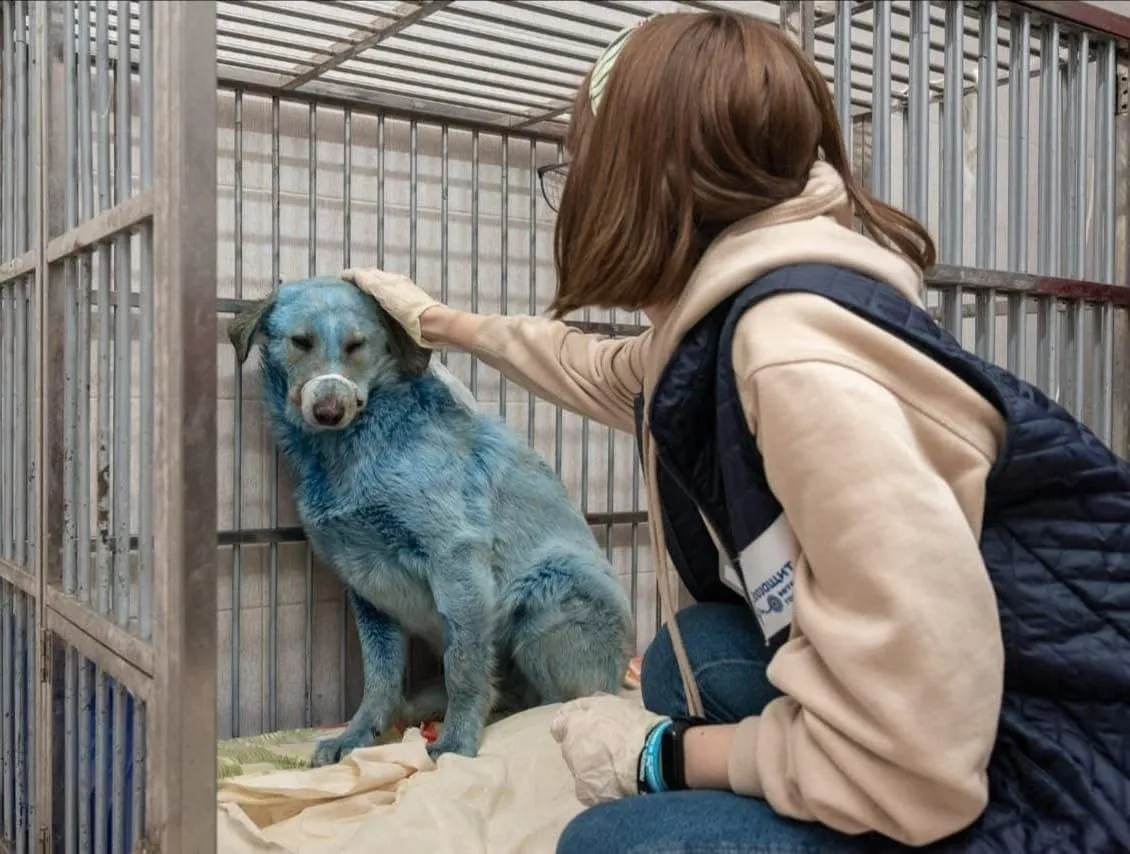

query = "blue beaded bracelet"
[{"left": 639, "top": 719, "right": 671, "bottom": 795}]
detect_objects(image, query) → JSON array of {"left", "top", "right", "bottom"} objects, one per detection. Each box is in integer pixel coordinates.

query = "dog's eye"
[
  {"left": 344, "top": 339, "right": 365, "bottom": 356},
  {"left": 290, "top": 334, "right": 313, "bottom": 351}
]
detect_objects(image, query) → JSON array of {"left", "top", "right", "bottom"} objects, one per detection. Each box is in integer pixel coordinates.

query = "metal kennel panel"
[
  {"left": 197, "top": 0, "right": 1129, "bottom": 743},
  {"left": 830, "top": 1, "right": 1130, "bottom": 446},
  {"left": 1, "top": 1, "right": 218, "bottom": 852}
]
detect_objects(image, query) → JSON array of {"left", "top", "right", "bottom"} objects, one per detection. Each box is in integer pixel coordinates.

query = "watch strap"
[{"left": 660, "top": 716, "right": 709, "bottom": 792}]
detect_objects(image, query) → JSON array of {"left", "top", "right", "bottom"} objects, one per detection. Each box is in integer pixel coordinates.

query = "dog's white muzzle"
[{"left": 300, "top": 373, "right": 366, "bottom": 430}]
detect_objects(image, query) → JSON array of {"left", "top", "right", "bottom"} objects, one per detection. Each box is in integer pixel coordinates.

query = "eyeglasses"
[{"left": 537, "top": 162, "right": 568, "bottom": 212}]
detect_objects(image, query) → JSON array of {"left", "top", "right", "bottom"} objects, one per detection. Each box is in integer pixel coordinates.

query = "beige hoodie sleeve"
[
  {"left": 725, "top": 294, "right": 1006, "bottom": 846},
  {"left": 470, "top": 314, "right": 649, "bottom": 434}
]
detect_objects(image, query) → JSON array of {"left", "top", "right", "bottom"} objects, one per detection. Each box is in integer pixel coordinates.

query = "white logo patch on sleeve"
[{"left": 738, "top": 513, "right": 799, "bottom": 641}]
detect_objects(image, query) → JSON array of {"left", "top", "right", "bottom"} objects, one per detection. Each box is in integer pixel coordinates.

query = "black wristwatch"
[
  {"left": 660, "top": 716, "right": 709, "bottom": 791},
  {"left": 637, "top": 713, "right": 705, "bottom": 795}
]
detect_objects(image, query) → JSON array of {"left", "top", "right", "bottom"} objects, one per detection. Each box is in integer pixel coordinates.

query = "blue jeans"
[{"left": 556, "top": 602, "right": 867, "bottom": 854}]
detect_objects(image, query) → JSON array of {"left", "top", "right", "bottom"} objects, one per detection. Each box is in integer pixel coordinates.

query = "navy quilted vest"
[{"left": 638, "top": 264, "right": 1130, "bottom": 853}]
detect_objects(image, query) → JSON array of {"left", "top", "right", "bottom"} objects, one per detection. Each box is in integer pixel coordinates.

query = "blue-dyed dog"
[{"left": 229, "top": 277, "right": 633, "bottom": 763}]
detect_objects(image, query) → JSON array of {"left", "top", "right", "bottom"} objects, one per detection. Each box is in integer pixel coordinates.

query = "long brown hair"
[{"left": 550, "top": 12, "right": 936, "bottom": 318}]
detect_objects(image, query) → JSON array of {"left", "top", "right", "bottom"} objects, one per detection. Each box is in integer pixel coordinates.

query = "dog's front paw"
[
  {"left": 425, "top": 730, "right": 479, "bottom": 760},
  {"left": 311, "top": 730, "right": 375, "bottom": 767}
]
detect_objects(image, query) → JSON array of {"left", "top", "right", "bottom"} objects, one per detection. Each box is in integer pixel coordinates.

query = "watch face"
[{"left": 663, "top": 718, "right": 708, "bottom": 791}]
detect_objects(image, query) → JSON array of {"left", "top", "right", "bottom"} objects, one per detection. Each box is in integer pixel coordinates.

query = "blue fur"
[{"left": 238, "top": 277, "right": 633, "bottom": 763}]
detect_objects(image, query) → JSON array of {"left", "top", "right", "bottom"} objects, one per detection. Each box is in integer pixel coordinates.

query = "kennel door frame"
[{"left": 7, "top": 2, "right": 219, "bottom": 853}]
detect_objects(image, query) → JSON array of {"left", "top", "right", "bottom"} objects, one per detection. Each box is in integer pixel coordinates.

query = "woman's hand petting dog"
[{"left": 341, "top": 267, "right": 440, "bottom": 347}]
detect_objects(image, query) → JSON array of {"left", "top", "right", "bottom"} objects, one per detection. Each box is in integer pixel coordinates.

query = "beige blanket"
[{"left": 217, "top": 697, "right": 635, "bottom": 854}]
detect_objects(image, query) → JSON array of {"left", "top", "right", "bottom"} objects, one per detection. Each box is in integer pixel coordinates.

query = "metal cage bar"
[{"left": 147, "top": 4, "right": 218, "bottom": 853}]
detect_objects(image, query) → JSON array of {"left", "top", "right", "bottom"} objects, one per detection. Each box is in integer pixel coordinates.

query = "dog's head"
[{"left": 228, "top": 276, "right": 432, "bottom": 431}]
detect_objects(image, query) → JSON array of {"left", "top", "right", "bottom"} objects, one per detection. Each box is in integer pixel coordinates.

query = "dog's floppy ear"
[
  {"left": 228, "top": 292, "right": 278, "bottom": 365},
  {"left": 379, "top": 310, "right": 432, "bottom": 378}
]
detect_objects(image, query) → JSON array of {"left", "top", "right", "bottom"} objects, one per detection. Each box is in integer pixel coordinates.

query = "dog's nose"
[{"left": 312, "top": 397, "right": 345, "bottom": 426}]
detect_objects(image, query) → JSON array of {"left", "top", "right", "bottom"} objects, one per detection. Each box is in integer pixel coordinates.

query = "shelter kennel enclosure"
[{"left": 0, "top": 1, "right": 1127, "bottom": 852}]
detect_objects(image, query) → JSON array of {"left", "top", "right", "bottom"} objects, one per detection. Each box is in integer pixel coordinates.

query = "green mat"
[
  {"left": 216, "top": 723, "right": 434, "bottom": 780},
  {"left": 217, "top": 727, "right": 343, "bottom": 780}
]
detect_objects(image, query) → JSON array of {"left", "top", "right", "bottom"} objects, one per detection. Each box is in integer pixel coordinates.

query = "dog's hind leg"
[
  {"left": 507, "top": 550, "right": 633, "bottom": 705},
  {"left": 427, "top": 562, "right": 497, "bottom": 759},
  {"left": 312, "top": 589, "right": 406, "bottom": 767}
]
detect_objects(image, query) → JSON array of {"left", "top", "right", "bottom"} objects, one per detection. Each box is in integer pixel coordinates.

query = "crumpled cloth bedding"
[{"left": 218, "top": 662, "right": 644, "bottom": 854}]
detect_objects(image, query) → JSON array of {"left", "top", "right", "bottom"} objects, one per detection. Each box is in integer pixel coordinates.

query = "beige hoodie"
[{"left": 470, "top": 179, "right": 1005, "bottom": 846}]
